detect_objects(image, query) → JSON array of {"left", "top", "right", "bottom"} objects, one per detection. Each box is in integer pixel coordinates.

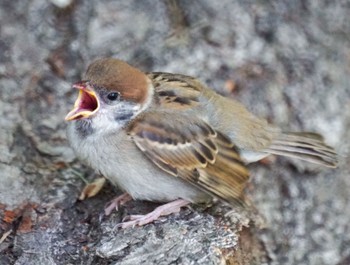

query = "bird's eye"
[{"left": 107, "top": 92, "right": 120, "bottom": 101}]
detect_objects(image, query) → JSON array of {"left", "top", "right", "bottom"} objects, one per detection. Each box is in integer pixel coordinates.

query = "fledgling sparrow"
[{"left": 65, "top": 58, "right": 338, "bottom": 228}]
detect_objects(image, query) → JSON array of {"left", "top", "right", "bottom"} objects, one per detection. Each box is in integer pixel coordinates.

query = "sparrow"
[{"left": 65, "top": 58, "right": 338, "bottom": 228}]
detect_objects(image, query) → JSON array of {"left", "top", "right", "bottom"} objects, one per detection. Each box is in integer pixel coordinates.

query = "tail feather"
[{"left": 266, "top": 132, "right": 338, "bottom": 168}]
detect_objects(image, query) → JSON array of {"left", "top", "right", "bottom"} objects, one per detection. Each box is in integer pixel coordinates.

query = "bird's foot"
[
  {"left": 116, "top": 199, "right": 190, "bottom": 229},
  {"left": 104, "top": 193, "right": 132, "bottom": 216}
]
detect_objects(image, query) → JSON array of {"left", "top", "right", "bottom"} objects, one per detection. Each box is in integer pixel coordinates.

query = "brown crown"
[{"left": 84, "top": 58, "right": 149, "bottom": 104}]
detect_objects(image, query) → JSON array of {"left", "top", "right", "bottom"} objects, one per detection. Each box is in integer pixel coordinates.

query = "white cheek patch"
[
  {"left": 88, "top": 81, "right": 154, "bottom": 136},
  {"left": 91, "top": 102, "right": 140, "bottom": 135}
]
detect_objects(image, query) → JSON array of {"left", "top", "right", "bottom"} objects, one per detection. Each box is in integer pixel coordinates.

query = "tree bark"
[{"left": 0, "top": 1, "right": 349, "bottom": 264}]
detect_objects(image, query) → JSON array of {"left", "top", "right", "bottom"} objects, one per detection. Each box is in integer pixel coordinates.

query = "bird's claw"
[
  {"left": 104, "top": 193, "right": 132, "bottom": 216},
  {"left": 115, "top": 199, "right": 190, "bottom": 229}
]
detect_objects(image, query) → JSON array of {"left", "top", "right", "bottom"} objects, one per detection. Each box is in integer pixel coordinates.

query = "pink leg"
[
  {"left": 116, "top": 199, "right": 190, "bottom": 229},
  {"left": 104, "top": 193, "right": 132, "bottom": 216}
]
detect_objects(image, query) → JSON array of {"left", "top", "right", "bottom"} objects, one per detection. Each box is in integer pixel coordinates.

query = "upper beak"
[{"left": 65, "top": 81, "right": 100, "bottom": 121}]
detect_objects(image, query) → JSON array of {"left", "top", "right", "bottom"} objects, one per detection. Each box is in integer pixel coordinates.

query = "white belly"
[{"left": 67, "top": 123, "right": 208, "bottom": 203}]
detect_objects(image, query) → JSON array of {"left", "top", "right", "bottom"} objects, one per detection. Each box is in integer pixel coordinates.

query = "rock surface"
[{"left": 0, "top": 1, "right": 349, "bottom": 264}]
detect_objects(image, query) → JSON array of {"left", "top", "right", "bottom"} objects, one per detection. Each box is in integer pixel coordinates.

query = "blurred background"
[{"left": 0, "top": 1, "right": 349, "bottom": 264}]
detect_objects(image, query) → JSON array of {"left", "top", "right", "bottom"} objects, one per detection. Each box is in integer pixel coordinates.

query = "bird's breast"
[{"left": 67, "top": 122, "right": 206, "bottom": 202}]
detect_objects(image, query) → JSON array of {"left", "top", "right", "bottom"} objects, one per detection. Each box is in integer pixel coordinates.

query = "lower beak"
[{"left": 65, "top": 82, "right": 100, "bottom": 121}]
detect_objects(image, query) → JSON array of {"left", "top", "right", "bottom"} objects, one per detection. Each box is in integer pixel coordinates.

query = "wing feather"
[{"left": 128, "top": 112, "right": 250, "bottom": 207}]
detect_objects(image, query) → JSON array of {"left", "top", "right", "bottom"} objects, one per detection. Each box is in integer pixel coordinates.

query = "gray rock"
[{"left": 0, "top": 1, "right": 348, "bottom": 264}]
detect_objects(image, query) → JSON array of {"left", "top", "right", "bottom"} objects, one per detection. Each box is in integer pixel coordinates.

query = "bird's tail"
[{"left": 266, "top": 132, "right": 338, "bottom": 168}]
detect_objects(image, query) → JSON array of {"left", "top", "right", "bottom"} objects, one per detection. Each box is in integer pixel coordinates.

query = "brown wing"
[
  {"left": 128, "top": 112, "right": 250, "bottom": 207},
  {"left": 147, "top": 72, "right": 203, "bottom": 110}
]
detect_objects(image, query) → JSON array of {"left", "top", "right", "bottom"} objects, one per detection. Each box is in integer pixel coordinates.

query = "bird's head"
[{"left": 65, "top": 58, "right": 153, "bottom": 133}]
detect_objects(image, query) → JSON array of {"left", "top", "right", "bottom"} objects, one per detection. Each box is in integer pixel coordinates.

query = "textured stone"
[{"left": 0, "top": 1, "right": 348, "bottom": 264}]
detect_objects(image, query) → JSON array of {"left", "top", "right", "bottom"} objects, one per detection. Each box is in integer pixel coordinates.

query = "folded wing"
[{"left": 128, "top": 112, "right": 250, "bottom": 207}]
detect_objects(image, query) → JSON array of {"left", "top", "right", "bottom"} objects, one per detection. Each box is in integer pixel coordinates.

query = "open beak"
[{"left": 65, "top": 81, "right": 100, "bottom": 121}]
